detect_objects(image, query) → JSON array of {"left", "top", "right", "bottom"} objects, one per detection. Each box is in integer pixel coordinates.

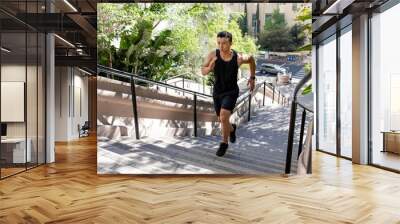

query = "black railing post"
[
  {"left": 193, "top": 94, "right": 197, "bottom": 137},
  {"left": 278, "top": 91, "right": 280, "bottom": 104},
  {"left": 285, "top": 101, "right": 297, "bottom": 174},
  {"left": 182, "top": 77, "right": 185, "bottom": 96},
  {"left": 130, "top": 77, "right": 140, "bottom": 140},
  {"left": 203, "top": 78, "right": 205, "bottom": 94},
  {"left": 263, "top": 82, "right": 266, "bottom": 106},
  {"left": 307, "top": 132, "right": 313, "bottom": 174},
  {"left": 248, "top": 93, "right": 251, "bottom": 121},
  {"left": 297, "top": 109, "right": 307, "bottom": 158},
  {"left": 272, "top": 85, "right": 275, "bottom": 103},
  {"left": 284, "top": 72, "right": 312, "bottom": 174}
]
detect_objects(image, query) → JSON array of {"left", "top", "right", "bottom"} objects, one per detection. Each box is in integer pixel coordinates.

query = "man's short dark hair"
[{"left": 217, "top": 31, "right": 232, "bottom": 42}]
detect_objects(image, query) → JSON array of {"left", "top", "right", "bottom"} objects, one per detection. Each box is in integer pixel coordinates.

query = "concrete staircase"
[
  {"left": 98, "top": 104, "right": 310, "bottom": 174},
  {"left": 97, "top": 76, "right": 268, "bottom": 139}
]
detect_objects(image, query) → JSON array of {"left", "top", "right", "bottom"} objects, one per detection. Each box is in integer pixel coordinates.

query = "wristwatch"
[{"left": 250, "top": 76, "right": 256, "bottom": 80}]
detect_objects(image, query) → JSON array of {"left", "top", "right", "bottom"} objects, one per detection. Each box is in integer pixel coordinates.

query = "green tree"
[
  {"left": 294, "top": 6, "right": 312, "bottom": 95},
  {"left": 259, "top": 8, "right": 293, "bottom": 51},
  {"left": 144, "top": 30, "right": 183, "bottom": 80},
  {"left": 259, "top": 28, "right": 294, "bottom": 51},
  {"left": 120, "top": 19, "right": 154, "bottom": 75},
  {"left": 97, "top": 4, "right": 126, "bottom": 67},
  {"left": 296, "top": 6, "right": 312, "bottom": 51},
  {"left": 264, "top": 8, "right": 287, "bottom": 31},
  {"left": 290, "top": 24, "right": 305, "bottom": 49},
  {"left": 238, "top": 4, "right": 248, "bottom": 35},
  {"left": 98, "top": 3, "right": 258, "bottom": 83}
]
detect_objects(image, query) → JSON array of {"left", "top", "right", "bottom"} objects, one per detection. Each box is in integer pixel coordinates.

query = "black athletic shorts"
[{"left": 213, "top": 94, "right": 238, "bottom": 117}]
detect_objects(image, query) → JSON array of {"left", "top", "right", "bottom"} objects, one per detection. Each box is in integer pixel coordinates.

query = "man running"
[{"left": 201, "top": 31, "right": 256, "bottom": 157}]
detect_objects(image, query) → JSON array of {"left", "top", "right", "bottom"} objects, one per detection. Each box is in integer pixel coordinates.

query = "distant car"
[
  {"left": 260, "top": 63, "right": 279, "bottom": 75},
  {"left": 260, "top": 63, "right": 287, "bottom": 76}
]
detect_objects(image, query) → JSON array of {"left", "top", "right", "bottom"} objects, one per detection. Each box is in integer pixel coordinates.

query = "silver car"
[
  {"left": 260, "top": 63, "right": 288, "bottom": 76},
  {"left": 260, "top": 63, "right": 280, "bottom": 75}
]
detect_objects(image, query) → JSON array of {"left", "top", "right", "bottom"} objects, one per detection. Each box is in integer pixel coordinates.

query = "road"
[
  {"left": 251, "top": 55, "right": 308, "bottom": 100},
  {"left": 255, "top": 57, "right": 305, "bottom": 81}
]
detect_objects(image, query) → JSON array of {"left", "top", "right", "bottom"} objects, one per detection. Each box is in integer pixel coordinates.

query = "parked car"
[
  {"left": 260, "top": 63, "right": 287, "bottom": 76},
  {"left": 260, "top": 63, "right": 280, "bottom": 75}
]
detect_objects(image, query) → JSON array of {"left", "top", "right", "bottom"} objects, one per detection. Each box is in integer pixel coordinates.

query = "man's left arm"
[{"left": 238, "top": 53, "right": 256, "bottom": 91}]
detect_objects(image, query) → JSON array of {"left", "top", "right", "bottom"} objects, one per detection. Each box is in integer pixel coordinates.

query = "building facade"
[{"left": 225, "top": 3, "right": 310, "bottom": 38}]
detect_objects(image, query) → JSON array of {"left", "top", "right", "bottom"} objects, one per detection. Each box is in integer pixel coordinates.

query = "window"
[
  {"left": 339, "top": 26, "right": 352, "bottom": 158},
  {"left": 252, "top": 14, "right": 257, "bottom": 27},
  {"left": 0, "top": 1, "right": 46, "bottom": 179},
  {"left": 265, "top": 14, "right": 272, "bottom": 24},
  {"left": 370, "top": 3, "right": 400, "bottom": 171},
  {"left": 317, "top": 35, "right": 337, "bottom": 154}
]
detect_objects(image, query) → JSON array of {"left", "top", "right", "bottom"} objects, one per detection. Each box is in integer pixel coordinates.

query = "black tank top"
[{"left": 213, "top": 49, "right": 240, "bottom": 97}]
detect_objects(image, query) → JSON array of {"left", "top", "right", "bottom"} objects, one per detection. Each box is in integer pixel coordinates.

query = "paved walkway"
[{"left": 98, "top": 104, "right": 311, "bottom": 174}]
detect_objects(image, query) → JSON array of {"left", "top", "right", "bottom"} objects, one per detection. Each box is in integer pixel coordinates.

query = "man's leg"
[
  {"left": 220, "top": 108, "right": 233, "bottom": 143},
  {"left": 215, "top": 95, "right": 236, "bottom": 156}
]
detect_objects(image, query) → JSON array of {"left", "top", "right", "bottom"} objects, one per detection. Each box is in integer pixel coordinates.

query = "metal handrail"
[
  {"left": 232, "top": 82, "right": 263, "bottom": 120},
  {"left": 158, "top": 71, "right": 287, "bottom": 108},
  {"left": 163, "top": 73, "right": 206, "bottom": 82},
  {"left": 98, "top": 65, "right": 212, "bottom": 98},
  {"left": 161, "top": 73, "right": 208, "bottom": 96},
  {"left": 98, "top": 65, "right": 290, "bottom": 140},
  {"left": 163, "top": 74, "right": 189, "bottom": 82},
  {"left": 297, "top": 102, "right": 313, "bottom": 113},
  {"left": 285, "top": 72, "right": 313, "bottom": 174}
]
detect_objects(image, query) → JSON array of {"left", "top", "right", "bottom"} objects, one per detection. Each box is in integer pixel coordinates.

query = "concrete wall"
[
  {"left": 55, "top": 67, "right": 89, "bottom": 141},
  {"left": 98, "top": 76, "right": 271, "bottom": 139},
  {"left": 1, "top": 63, "right": 46, "bottom": 163},
  {"left": 245, "top": 3, "right": 310, "bottom": 36}
]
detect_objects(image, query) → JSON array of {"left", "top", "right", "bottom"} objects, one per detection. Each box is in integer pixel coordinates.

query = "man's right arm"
[{"left": 201, "top": 52, "right": 216, "bottom": 76}]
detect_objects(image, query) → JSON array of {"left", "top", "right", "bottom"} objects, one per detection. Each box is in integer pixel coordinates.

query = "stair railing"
[
  {"left": 285, "top": 72, "right": 313, "bottom": 174},
  {"left": 98, "top": 65, "right": 289, "bottom": 140}
]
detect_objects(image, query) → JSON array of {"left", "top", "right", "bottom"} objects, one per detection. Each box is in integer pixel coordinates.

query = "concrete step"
[
  {"left": 198, "top": 135, "right": 297, "bottom": 171},
  {"left": 98, "top": 136, "right": 283, "bottom": 174},
  {"left": 98, "top": 97, "right": 306, "bottom": 174},
  {"left": 159, "top": 135, "right": 285, "bottom": 170},
  {"left": 97, "top": 125, "right": 222, "bottom": 139}
]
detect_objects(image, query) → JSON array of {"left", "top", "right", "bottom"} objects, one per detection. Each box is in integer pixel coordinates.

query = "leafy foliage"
[
  {"left": 258, "top": 7, "right": 310, "bottom": 52},
  {"left": 296, "top": 7, "right": 312, "bottom": 54},
  {"left": 98, "top": 3, "right": 258, "bottom": 83},
  {"left": 259, "top": 27, "right": 294, "bottom": 51},
  {"left": 290, "top": 24, "right": 305, "bottom": 49},
  {"left": 264, "top": 8, "right": 287, "bottom": 31},
  {"left": 295, "top": 6, "right": 312, "bottom": 95}
]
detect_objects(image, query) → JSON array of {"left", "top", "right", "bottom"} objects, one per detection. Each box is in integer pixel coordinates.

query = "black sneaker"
[
  {"left": 230, "top": 124, "right": 237, "bottom": 143},
  {"left": 216, "top": 142, "right": 229, "bottom": 157}
]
